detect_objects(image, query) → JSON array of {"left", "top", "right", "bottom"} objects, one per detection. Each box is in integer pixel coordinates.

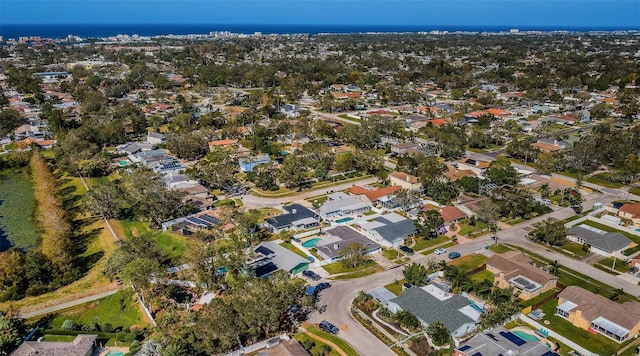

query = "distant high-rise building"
[{"left": 510, "top": 28, "right": 520, "bottom": 33}]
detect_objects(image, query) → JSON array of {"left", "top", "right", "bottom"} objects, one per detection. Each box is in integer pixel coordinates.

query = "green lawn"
[
  {"left": 630, "top": 187, "right": 640, "bottom": 196},
  {"left": 305, "top": 325, "right": 359, "bottom": 356},
  {"left": 117, "top": 219, "right": 187, "bottom": 263},
  {"left": 470, "top": 270, "right": 494, "bottom": 283},
  {"left": 596, "top": 257, "right": 629, "bottom": 273},
  {"left": 489, "top": 244, "right": 514, "bottom": 253},
  {"left": 363, "top": 210, "right": 377, "bottom": 216},
  {"left": 39, "top": 290, "right": 145, "bottom": 332},
  {"left": 585, "top": 173, "right": 625, "bottom": 188},
  {"left": 322, "top": 261, "right": 376, "bottom": 274},
  {"left": 448, "top": 254, "right": 488, "bottom": 272},
  {"left": 518, "top": 288, "right": 560, "bottom": 308},
  {"left": 381, "top": 248, "right": 399, "bottom": 261},
  {"left": 281, "top": 242, "right": 310, "bottom": 259},
  {"left": 550, "top": 242, "right": 588, "bottom": 258},
  {"left": 412, "top": 235, "right": 450, "bottom": 252},
  {"left": 457, "top": 219, "right": 490, "bottom": 237},
  {"left": 383, "top": 279, "right": 405, "bottom": 296},
  {"left": 305, "top": 194, "right": 328, "bottom": 205},
  {"left": 539, "top": 300, "right": 622, "bottom": 356}
]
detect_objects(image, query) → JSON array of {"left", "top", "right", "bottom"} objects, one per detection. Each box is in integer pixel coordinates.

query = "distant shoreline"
[{"left": 2, "top": 23, "right": 639, "bottom": 39}]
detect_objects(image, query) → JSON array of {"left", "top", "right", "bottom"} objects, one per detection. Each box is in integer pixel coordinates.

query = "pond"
[{"left": 0, "top": 169, "right": 38, "bottom": 252}]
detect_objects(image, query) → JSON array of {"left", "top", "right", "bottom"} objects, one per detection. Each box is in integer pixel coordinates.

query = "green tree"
[
  {"left": 0, "top": 109, "right": 24, "bottom": 137},
  {"left": 0, "top": 309, "right": 27, "bottom": 356},
  {"left": 403, "top": 263, "right": 428, "bottom": 286},
  {"left": 415, "top": 210, "right": 444, "bottom": 238},
  {"left": 340, "top": 243, "right": 369, "bottom": 269},
  {"left": 528, "top": 218, "right": 568, "bottom": 246},
  {"left": 426, "top": 321, "right": 451, "bottom": 346},
  {"left": 486, "top": 156, "right": 518, "bottom": 186},
  {"left": 278, "top": 155, "right": 307, "bottom": 189},
  {"left": 393, "top": 311, "right": 421, "bottom": 331}
]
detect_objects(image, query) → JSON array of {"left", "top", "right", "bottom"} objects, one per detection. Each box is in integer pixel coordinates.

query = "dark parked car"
[
  {"left": 399, "top": 245, "right": 414, "bottom": 255},
  {"left": 448, "top": 251, "right": 461, "bottom": 259},
  {"left": 627, "top": 266, "right": 639, "bottom": 274},
  {"left": 319, "top": 320, "right": 339, "bottom": 334},
  {"left": 317, "top": 282, "right": 331, "bottom": 291},
  {"left": 303, "top": 270, "right": 321, "bottom": 281}
]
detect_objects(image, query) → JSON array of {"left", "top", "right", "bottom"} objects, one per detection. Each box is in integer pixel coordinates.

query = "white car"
[{"left": 434, "top": 248, "right": 447, "bottom": 255}]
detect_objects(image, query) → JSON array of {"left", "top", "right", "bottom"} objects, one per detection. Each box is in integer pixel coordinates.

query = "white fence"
[
  {"left": 519, "top": 314, "right": 598, "bottom": 356},
  {"left": 224, "top": 333, "right": 289, "bottom": 356}
]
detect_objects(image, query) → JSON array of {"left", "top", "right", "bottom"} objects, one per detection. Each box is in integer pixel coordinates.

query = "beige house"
[
  {"left": 486, "top": 251, "right": 557, "bottom": 301},
  {"left": 389, "top": 171, "right": 422, "bottom": 191},
  {"left": 557, "top": 286, "right": 640, "bottom": 343},
  {"left": 618, "top": 202, "right": 640, "bottom": 227}
]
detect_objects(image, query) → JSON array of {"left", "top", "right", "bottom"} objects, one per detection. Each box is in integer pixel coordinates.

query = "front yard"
[
  {"left": 448, "top": 254, "right": 488, "bottom": 272},
  {"left": 412, "top": 235, "right": 450, "bottom": 252}
]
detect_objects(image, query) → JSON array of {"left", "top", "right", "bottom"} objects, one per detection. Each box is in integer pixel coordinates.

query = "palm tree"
[
  {"left": 163, "top": 343, "right": 187, "bottom": 356},
  {"left": 549, "top": 260, "right": 560, "bottom": 276},
  {"left": 538, "top": 183, "right": 551, "bottom": 199}
]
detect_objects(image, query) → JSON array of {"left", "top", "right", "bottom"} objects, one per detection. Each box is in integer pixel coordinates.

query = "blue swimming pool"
[
  {"left": 512, "top": 330, "right": 539, "bottom": 342},
  {"left": 302, "top": 238, "right": 322, "bottom": 248},
  {"left": 335, "top": 217, "right": 354, "bottom": 224}
]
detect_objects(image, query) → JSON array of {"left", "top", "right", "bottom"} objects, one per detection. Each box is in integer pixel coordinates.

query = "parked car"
[
  {"left": 627, "top": 266, "right": 639, "bottom": 274},
  {"left": 399, "top": 245, "right": 415, "bottom": 255},
  {"left": 319, "top": 320, "right": 339, "bottom": 334},
  {"left": 434, "top": 248, "right": 447, "bottom": 255},
  {"left": 448, "top": 251, "right": 461, "bottom": 259},
  {"left": 317, "top": 282, "right": 331, "bottom": 291},
  {"left": 303, "top": 270, "right": 321, "bottom": 281}
]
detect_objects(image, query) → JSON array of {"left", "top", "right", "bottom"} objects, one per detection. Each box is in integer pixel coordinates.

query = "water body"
[
  {"left": 1, "top": 23, "right": 637, "bottom": 39},
  {"left": 0, "top": 170, "right": 38, "bottom": 252}
]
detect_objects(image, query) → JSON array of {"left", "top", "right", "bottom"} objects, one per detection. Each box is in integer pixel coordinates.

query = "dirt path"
[{"left": 300, "top": 323, "right": 349, "bottom": 356}]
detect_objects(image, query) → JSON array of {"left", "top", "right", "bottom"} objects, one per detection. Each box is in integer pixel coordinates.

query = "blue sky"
[{"left": 2, "top": 0, "right": 639, "bottom": 28}]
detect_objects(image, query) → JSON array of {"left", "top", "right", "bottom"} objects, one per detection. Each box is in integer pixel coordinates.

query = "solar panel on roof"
[
  {"left": 541, "top": 352, "right": 560, "bottom": 356},
  {"left": 458, "top": 345, "right": 471, "bottom": 351},
  {"left": 499, "top": 331, "right": 526, "bottom": 346},
  {"left": 471, "top": 353, "right": 482, "bottom": 356},
  {"left": 486, "top": 333, "right": 497, "bottom": 341},
  {"left": 186, "top": 217, "right": 202, "bottom": 225},
  {"left": 255, "top": 245, "right": 275, "bottom": 256},
  {"left": 199, "top": 215, "right": 219, "bottom": 224}
]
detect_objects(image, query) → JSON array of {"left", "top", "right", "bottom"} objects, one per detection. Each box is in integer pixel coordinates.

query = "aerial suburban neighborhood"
[{"left": 1, "top": 20, "right": 640, "bottom": 356}]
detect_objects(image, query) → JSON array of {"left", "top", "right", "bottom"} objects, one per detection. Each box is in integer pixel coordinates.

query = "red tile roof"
[
  {"left": 350, "top": 185, "right": 401, "bottom": 202},
  {"left": 620, "top": 202, "right": 640, "bottom": 218},
  {"left": 427, "top": 118, "right": 447, "bottom": 126},
  {"left": 532, "top": 142, "right": 563, "bottom": 152},
  {"left": 438, "top": 206, "right": 467, "bottom": 223},
  {"left": 209, "top": 139, "right": 238, "bottom": 147}
]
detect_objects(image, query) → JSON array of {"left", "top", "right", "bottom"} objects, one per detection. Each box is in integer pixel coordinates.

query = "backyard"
[{"left": 114, "top": 219, "right": 188, "bottom": 264}]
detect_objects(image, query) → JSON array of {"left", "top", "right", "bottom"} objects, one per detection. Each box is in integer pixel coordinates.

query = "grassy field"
[
  {"left": 412, "top": 235, "right": 450, "bottom": 252},
  {"left": 457, "top": 220, "right": 490, "bottom": 236},
  {"left": 40, "top": 290, "right": 146, "bottom": 331},
  {"left": 115, "top": 219, "right": 188, "bottom": 264},
  {"left": 305, "top": 325, "right": 359, "bottom": 356},
  {"left": 0, "top": 168, "right": 38, "bottom": 250},
  {"left": 448, "top": 254, "right": 488, "bottom": 272},
  {"left": 585, "top": 173, "right": 625, "bottom": 188},
  {"left": 539, "top": 300, "right": 622, "bottom": 356},
  {"left": 383, "top": 279, "right": 405, "bottom": 296},
  {"left": 323, "top": 260, "right": 380, "bottom": 274},
  {"left": 294, "top": 333, "right": 342, "bottom": 356}
]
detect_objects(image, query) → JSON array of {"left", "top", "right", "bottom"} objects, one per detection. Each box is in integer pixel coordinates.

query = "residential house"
[
  {"left": 539, "top": 115, "right": 578, "bottom": 125},
  {"left": 359, "top": 212, "right": 416, "bottom": 248},
  {"left": 388, "top": 284, "right": 479, "bottom": 346},
  {"left": 11, "top": 334, "right": 97, "bottom": 356},
  {"left": 315, "top": 226, "right": 381, "bottom": 261},
  {"left": 567, "top": 224, "right": 634, "bottom": 257},
  {"left": 349, "top": 185, "right": 402, "bottom": 208},
  {"left": 532, "top": 140, "right": 567, "bottom": 153},
  {"left": 556, "top": 286, "right": 640, "bottom": 343},
  {"left": 457, "top": 158, "right": 491, "bottom": 177},
  {"left": 617, "top": 202, "right": 640, "bottom": 227},
  {"left": 319, "top": 192, "right": 370, "bottom": 221},
  {"left": 238, "top": 154, "right": 270, "bottom": 172},
  {"left": 129, "top": 149, "right": 172, "bottom": 164},
  {"left": 147, "top": 132, "right": 167, "bottom": 145},
  {"left": 116, "top": 142, "right": 156, "bottom": 155},
  {"left": 250, "top": 241, "right": 310, "bottom": 277},
  {"left": 389, "top": 172, "right": 422, "bottom": 191},
  {"left": 486, "top": 251, "right": 558, "bottom": 301},
  {"left": 445, "top": 165, "right": 477, "bottom": 182},
  {"left": 391, "top": 142, "right": 419, "bottom": 155},
  {"left": 264, "top": 204, "right": 319, "bottom": 233},
  {"left": 280, "top": 104, "right": 301, "bottom": 118},
  {"left": 436, "top": 206, "right": 468, "bottom": 229},
  {"left": 454, "top": 326, "right": 559, "bottom": 356}
]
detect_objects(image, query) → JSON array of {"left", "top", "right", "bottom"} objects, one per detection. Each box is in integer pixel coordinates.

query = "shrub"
[
  {"left": 61, "top": 320, "right": 77, "bottom": 331},
  {"left": 102, "top": 323, "right": 114, "bottom": 333},
  {"left": 269, "top": 185, "right": 279, "bottom": 191}
]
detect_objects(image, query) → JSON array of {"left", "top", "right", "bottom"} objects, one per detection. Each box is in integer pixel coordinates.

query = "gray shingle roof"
[
  {"left": 11, "top": 334, "right": 96, "bottom": 356},
  {"left": 266, "top": 204, "right": 317, "bottom": 229},
  {"left": 390, "top": 287, "right": 474, "bottom": 333},
  {"left": 568, "top": 225, "right": 632, "bottom": 253},
  {"left": 372, "top": 217, "right": 416, "bottom": 242},
  {"left": 316, "top": 226, "right": 381, "bottom": 259}
]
